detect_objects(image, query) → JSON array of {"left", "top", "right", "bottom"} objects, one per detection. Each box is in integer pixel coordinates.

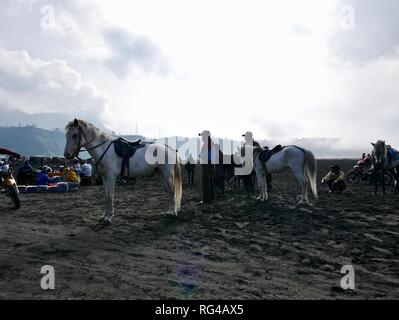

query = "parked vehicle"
[
  {"left": 347, "top": 165, "right": 393, "bottom": 186},
  {"left": 0, "top": 159, "right": 20, "bottom": 209}
]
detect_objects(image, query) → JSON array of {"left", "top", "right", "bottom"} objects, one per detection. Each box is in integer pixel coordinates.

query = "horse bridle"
[
  {"left": 75, "top": 127, "right": 107, "bottom": 157},
  {"left": 74, "top": 126, "right": 117, "bottom": 172}
]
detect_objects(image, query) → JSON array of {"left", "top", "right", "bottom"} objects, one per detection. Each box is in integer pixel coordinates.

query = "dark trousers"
[
  {"left": 80, "top": 176, "right": 92, "bottom": 186},
  {"left": 214, "top": 164, "right": 225, "bottom": 196},
  {"left": 243, "top": 173, "right": 254, "bottom": 196},
  {"left": 187, "top": 169, "right": 195, "bottom": 185},
  {"left": 327, "top": 180, "right": 346, "bottom": 193},
  {"left": 202, "top": 164, "right": 215, "bottom": 203}
]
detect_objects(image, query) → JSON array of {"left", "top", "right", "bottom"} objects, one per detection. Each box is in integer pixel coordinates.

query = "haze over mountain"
[
  {"left": 0, "top": 107, "right": 108, "bottom": 132},
  {"left": 0, "top": 125, "right": 364, "bottom": 159}
]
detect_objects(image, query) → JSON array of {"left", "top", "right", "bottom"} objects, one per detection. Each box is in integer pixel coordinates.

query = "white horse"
[
  {"left": 64, "top": 119, "right": 182, "bottom": 225},
  {"left": 250, "top": 145, "right": 318, "bottom": 204}
]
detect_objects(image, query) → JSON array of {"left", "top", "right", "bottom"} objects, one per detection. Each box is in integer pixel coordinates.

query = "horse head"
[
  {"left": 371, "top": 140, "right": 386, "bottom": 168},
  {"left": 64, "top": 119, "right": 86, "bottom": 160}
]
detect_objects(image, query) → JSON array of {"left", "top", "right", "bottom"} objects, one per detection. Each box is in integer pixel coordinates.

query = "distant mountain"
[
  {"left": 0, "top": 126, "right": 150, "bottom": 157},
  {"left": 0, "top": 126, "right": 65, "bottom": 156},
  {"left": 0, "top": 107, "right": 109, "bottom": 132}
]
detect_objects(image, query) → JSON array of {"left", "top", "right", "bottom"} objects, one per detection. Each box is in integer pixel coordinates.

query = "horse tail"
[
  {"left": 304, "top": 149, "right": 318, "bottom": 200},
  {"left": 173, "top": 152, "right": 183, "bottom": 213}
]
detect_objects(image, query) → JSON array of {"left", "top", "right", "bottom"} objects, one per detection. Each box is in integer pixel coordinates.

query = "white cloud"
[
  {"left": 0, "top": 47, "right": 110, "bottom": 122},
  {"left": 0, "top": 0, "right": 169, "bottom": 78}
]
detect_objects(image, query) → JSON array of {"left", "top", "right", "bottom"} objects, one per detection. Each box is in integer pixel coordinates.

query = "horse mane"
[{"left": 65, "top": 119, "right": 109, "bottom": 141}]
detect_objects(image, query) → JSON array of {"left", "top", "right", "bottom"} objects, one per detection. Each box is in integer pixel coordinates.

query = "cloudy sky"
[{"left": 1, "top": 0, "right": 399, "bottom": 155}]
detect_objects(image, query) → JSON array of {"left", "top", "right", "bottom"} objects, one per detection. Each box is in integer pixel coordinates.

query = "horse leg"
[
  {"left": 261, "top": 174, "right": 268, "bottom": 202},
  {"left": 382, "top": 169, "right": 386, "bottom": 195},
  {"left": 293, "top": 170, "right": 307, "bottom": 204},
  {"left": 102, "top": 175, "right": 116, "bottom": 225},
  {"left": 396, "top": 168, "right": 399, "bottom": 195},
  {"left": 157, "top": 168, "right": 177, "bottom": 215},
  {"left": 256, "top": 173, "right": 263, "bottom": 200},
  {"left": 392, "top": 167, "right": 399, "bottom": 195},
  {"left": 303, "top": 175, "right": 309, "bottom": 204}
]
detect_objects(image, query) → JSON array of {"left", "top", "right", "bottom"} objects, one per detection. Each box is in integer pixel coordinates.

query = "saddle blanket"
[{"left": 388, "top": 147, "right": 399, "bottom": 163}]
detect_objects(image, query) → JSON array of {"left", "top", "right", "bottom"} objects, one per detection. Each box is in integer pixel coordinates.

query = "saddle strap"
[{"left": 95, "top": 142, "right": 114, "bottom": 172}]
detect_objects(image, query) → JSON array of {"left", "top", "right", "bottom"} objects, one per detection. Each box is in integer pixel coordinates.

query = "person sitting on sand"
[
  {"left": 63, "top": 167, "right": 80, "bottom": 183},
  {"left": 37, "top": 167, "right": 54, "bottom": 186},
  {"left": 322, "top": 165, "right": 346, "bottom": 194},
  {"left": 17, "top": 160, "right": 34, "bottom": 185},
  {"left": 63, "top": 167, "right": 81, "bottom": 190}
]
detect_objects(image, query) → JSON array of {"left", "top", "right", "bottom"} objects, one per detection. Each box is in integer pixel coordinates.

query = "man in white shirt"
[{"left": 80, "top": 161, "right": 93, "bottom": 186}]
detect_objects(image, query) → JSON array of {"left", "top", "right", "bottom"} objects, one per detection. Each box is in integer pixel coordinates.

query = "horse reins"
[{"left": 75, "top": 127, "right": 112, "bottom": 171}]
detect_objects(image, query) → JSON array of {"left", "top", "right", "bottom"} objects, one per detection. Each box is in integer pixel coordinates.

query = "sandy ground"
[{"left": 0, "top": 159, "right": 398, "bottom": 300}]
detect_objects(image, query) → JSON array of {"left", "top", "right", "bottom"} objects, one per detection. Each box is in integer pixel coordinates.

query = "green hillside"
[{"left": 0, "top": 126, "right": 66, "bottom": 157}]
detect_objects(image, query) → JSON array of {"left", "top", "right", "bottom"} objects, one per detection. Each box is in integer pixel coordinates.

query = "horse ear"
[
  {"left": 371, "top": 142, "right": 375, "bottom": 147},
  {"left": 74, "top": 118, "right": 79, "bottom": 128}
]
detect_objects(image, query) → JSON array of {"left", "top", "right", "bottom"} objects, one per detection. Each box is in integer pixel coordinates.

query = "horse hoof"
[{"left": 102, "top": 219, "right": 112, "bottom": 226}]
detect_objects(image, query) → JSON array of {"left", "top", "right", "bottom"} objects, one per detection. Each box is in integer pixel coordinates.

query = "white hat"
[
  {"left": 243, "top": 131, "right": 253, "bottom": 138},
  {"left": 199, "top": 130, "right": 211, "bottom": 137}
]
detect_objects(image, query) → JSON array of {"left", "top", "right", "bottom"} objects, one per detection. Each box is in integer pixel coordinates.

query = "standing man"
[
  {"left": 241, "top": 132, "right": 273, "bottom": 197},
  {"left": 199, "top": 130, "right": 215, "bottom": 204},
  {"left": 242, "top": 132, "right": 261, "bottom": 148},
  {"left": 241, "top": 132, "right": 260, "bottom": 198}
]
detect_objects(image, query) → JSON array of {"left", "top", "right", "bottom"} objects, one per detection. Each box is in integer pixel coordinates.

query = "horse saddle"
[
  {"left": 114, "top": 138, "right": 145, "bottom": 177},
  {"left": 259, "top": 145, "right": 283, "bottom": 163}
]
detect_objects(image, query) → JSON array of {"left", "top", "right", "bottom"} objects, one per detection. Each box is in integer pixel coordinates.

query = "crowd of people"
[
  {"left": 16, "top": 158, "right": 94, "bottom": 190},
  {"left": 195, "top": 130, "right": 274, "bottom": 205},
  {"left": 187, "top": 131, "right": 377, "bottom": 204}
]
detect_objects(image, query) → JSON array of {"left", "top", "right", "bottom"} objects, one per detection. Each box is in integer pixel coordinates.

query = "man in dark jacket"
[
  {"left": 17, "top": 160, "right": 34, "bottom": 185},
  {"left": 199, "top": 130, "right": 215, "bottom": 204}
]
